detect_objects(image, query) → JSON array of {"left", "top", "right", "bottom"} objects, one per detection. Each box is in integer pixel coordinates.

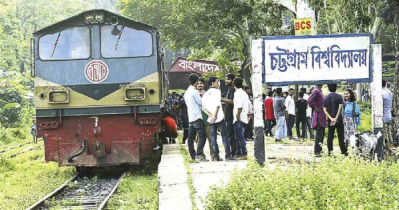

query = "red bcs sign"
[
  {"left": 85, "top": 60, "right": 109, "bottom": 83},
  {"left": 294, "top": 18, "right": 313, "bottom": 36}
]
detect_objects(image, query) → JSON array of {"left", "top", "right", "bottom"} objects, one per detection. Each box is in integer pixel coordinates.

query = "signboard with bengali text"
[{"left": 262, "top": 34, "right": 373, "bottom": 85}]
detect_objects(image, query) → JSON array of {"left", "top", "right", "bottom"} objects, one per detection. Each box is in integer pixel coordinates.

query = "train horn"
[{"left": 110, "top": 16, "right": 118, "bottom": 25}]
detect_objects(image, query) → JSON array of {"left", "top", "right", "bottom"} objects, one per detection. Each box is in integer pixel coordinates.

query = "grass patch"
[
  {"left": 0, "top": 148, "right": 74, "bottom": 209},
  {"left": 177, "top": 135, "right": 198, "bottom": 210},
  {"left": 107, "top": 171, "right": 158, "bottom": 210},
  {"left": 206, "top": 157, "right": 399, "bottom": 209},
  {"left": 358, "top": 112, "right": 372, "bottom": 133}
]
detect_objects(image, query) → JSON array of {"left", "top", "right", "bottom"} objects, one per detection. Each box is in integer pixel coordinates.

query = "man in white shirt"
[
  {"left": 202, "top": 77, "right": 234, "bottom": 161},
  {"left": 183, "top": 74, "right": 207, "bottom": 161},
  {"left": 233, "top": 77, "right": 252, "bottom": 160},
  {"left": 301, "top": 87, "right": 314, "bottom": 139},
  {"left": 285, "top": 88, "right": 296, "bottom": 140}
]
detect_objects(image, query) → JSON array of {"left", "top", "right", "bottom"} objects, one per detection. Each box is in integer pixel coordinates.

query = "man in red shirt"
[{"left": 264, "top": 91, "right": 276, "bottom": 137}]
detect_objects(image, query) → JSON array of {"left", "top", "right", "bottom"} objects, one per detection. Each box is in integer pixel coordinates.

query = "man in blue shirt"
[{"left": 184, "top": 74, "right": 208, "bottom": 161}]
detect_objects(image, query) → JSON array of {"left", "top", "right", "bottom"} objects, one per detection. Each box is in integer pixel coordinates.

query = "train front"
[{"left": 32, "top": 10, "right": 165, "bottom": 167}]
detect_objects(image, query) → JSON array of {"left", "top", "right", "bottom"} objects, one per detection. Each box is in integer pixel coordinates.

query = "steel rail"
[
  {"left": 0, "top": 139, "right": 43, "bottom": 154},
  {"left": 26, "top": 174, "right": 79, "bottom": 210},
  {"left": 6, "top": 145, "right": 44, "bottom": 158},
  {"left": 96, "top": 171, "right": 127, "bottom": 210}
]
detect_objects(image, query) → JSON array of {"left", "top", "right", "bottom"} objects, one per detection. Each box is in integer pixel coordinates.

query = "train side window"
[
  {"left": 39, "top": 27, "right": 90, "bottom": 60},
  {"left": 101, "top": 25, "right": 153, "bottom": 58}
]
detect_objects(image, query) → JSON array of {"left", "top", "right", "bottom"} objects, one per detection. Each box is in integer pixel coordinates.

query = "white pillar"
[
  {"left": 296, "top": 0, "right": 317, "bottom": 35},
  {"left": 370, "top": 44, "right": 383, "bottom": 131},
  {"left": 251, "top": 39, "right": 265, "bottom": 165}
]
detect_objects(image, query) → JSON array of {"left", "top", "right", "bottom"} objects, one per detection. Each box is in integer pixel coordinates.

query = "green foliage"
[
  {"left": 120, "top": 0, "right": 290, "bottom": 84},
  {"left": 358, "top": 101, "right": 372, "bottom": 115},
  {"left": 313, "top": 0, "right": 374, "bottom": 34},
  {"left": 355, "top": 101, "right": 372, "bottom": 132},
  {"left": 0, "top": 157, "right": 16, "bottom": 173},
  {"left": 0, "top": 0, "right": 89, "bottom": 132},
  {"left": 358, "top": 113, "right": 372, "bottom": 132},
  {"left": 0, "top": 125, "right": 15, "bottom": 145},
  {"left": 0, "top": 88, "right": 24, "bottom": 127},
  {"left": 206, "top": 157, "right": 399, "bottom": 209}
]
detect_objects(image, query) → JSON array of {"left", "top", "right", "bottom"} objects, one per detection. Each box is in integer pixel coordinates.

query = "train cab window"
[
  {"left": 39, "top": 27, "right": 90, "bottom": 60},
  {"left": 101, "top": 25, "right": 153, "bottom": 58}
]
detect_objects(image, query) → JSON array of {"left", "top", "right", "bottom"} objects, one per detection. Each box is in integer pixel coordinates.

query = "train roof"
[{"left": 33, "top": 9, "right": 157, "bottom": 35}]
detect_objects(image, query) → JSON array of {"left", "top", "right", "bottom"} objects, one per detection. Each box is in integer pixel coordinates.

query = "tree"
[
  {"left": 120, "top": 0, "right": 291, "bottom": 85},
  {"left": 383, "top": 0, "right": 399, "bottom": 151},
  {"left": 0, "top": 0, "right": 90, "bottom": 129}
]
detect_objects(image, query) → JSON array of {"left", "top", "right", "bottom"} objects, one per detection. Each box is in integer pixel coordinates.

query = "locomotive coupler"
[
  {"left": 68, "top": 139, "right": 86, "bottom": 163},
  {"left": 92, "top": 142, "right": 106, "bottom": 158},
  {"left": 92, "top": 126, "right": 106, "bottom": 158}
]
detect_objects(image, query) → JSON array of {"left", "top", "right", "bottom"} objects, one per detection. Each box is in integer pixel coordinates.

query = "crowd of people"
[
  {"left": 167, "top": 73, "right": 252, "bottom": 161},
  {"left": 167, "top": 74, "right": 393, "bottom": 160},
  {"left": 264, "top": 84, "right": 363, "bottom": 157}
]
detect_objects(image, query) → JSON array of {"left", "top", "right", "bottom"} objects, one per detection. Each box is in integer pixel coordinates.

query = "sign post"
[
  {"left": 251, "top": 33, "right": 374, "bottom": 164},
  {"left": 263, "top": 34, "right": 372, "bottom": 85},
  {"left": 370, "top": 44, "right": 383, "bottom": 132},
  {"left": 251, "top": 39, "right": 265, "bottom": 165}
]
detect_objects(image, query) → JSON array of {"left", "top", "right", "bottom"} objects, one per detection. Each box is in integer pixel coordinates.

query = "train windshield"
[
  {"left": 39, "top": 27, "right": 90, "bottom": 60},
  {"left": 101, "top": 25, "right": 152, "bottom": 58}
]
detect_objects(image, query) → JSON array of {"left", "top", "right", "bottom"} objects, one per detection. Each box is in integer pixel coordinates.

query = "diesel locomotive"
[{"left": 31, "top": 9, "right": 168, "bottom": 168}]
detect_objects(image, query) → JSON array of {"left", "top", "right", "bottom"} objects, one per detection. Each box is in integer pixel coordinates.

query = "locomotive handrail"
[{"left": 30, "top": 38, "right": 35, "bottom": 77}]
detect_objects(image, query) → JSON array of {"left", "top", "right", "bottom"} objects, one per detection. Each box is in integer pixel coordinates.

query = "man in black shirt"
[
  {"left": 244, "top": 86, "right": 254, "bottom": 141},
  {"left": 323, "top": 84, "right": 346, "bottom": 155},
  {"left": 295, "top": 92, "right": 308, "bottom": 140},
  {"left": 222, "top": 73, "right": 240, "bottom": 157},
  {"left": 178, "top": 93, "right": 189, "bottom": 144}
]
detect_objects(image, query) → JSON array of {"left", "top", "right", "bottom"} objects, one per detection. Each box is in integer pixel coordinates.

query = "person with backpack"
[{"left": 342, "top": 89, "right": 361, "bottom": 147}]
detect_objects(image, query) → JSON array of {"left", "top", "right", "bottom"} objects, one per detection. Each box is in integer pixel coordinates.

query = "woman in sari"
[{"left": 342, "top": 89, "right": 361, "bottom": 146}]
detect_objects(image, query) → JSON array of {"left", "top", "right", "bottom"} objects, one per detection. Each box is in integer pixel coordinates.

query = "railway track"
[
  {"left": 0, "top": 139, "right": 43, "bottom": 154},
  {"left": 0, "top": 141, "right": 32, "bottom": 153},
  {"left": 26, "top": 171, "right": 126, "bottom": 210},
  {"left": 7, "top": 145, "right": 44, "bottom": 158}
]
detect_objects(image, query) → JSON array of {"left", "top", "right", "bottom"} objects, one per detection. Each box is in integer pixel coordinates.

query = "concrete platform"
[{"left": 158, "top": 144, "right": 192, "bottom": 210}]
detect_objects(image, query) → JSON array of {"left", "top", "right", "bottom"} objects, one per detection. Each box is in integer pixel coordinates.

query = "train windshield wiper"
[
  {"left": 115, "top": 25, "right": 125, "bottom": 51},
  {"left": 51, "top": 27, "right": 63, "bottom": 58}
]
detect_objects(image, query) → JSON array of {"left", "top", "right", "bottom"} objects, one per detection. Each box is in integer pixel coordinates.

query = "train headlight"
[
  {"left": 95, "top": 12, "right": 104, "bottom": 23},
  {"left": 125, "top": 84, "right": 146, "bottom": 101},
  {"left": 85, "top": 13, "right": 94, "bottom": 23},
  {"left": 48, "top": 89, "right": 69, "bottom": 104}
]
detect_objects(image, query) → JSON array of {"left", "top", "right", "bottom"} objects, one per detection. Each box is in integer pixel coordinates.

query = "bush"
[
  {"left": 358, "top": 113, "right": 372, "bottom": 132},
  {"left": 358, "top": 101, "right": 372, "bottom": 115},
  {"left": 206, "top": 157, "right": 399, "bottom": 210},
  {"left": 0, "top": 157, "right": 15, "bottom": 173},
  {"left": 0, "top": 89, "right": 23, "bottom": 127},
  {"left": 0, "top": 126, "right": 14, "bottom": 145}
]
